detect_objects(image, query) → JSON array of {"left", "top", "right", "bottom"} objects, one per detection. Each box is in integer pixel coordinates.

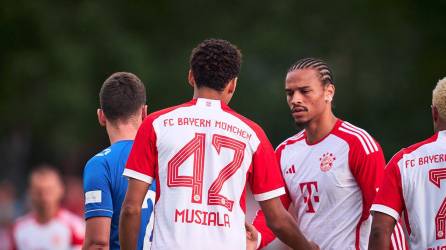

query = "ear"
[
  {"left": 141, "top": 105, "right": 148, "bottom": 121},
  {"left": 325, "top": 84, "right": 335, "bottom": 102},
  {"left": 227, "top": 77, "right": 238, "bottom": 95},
  {"left": 432, "top": 105, "right": 439, "bottom": 123},
  {"left": 188, "top": 70, "right": 195, "bottom": 88},
  {"left": 97, "top": 109, "right": 107, "bottom": 127}
]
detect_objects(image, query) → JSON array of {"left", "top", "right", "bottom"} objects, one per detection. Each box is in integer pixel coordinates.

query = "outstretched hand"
[{"left": 245, "top": 222, "right": 259, "bottom": 250}]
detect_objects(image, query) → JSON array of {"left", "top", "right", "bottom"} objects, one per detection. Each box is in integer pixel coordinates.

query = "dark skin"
[
  {"left": 119, "top": 70, "right": 317, "bottom": 250},
  {"left": 368, "top": 105, "right": 446, "bottom": 249}
]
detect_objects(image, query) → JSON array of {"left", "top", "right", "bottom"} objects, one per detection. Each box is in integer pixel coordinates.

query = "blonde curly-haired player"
[{"left": 370, "top": 77, "right": 446, "bottom": 249}]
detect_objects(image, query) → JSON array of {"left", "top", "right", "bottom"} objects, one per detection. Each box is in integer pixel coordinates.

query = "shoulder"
[
  {"left": 275, "top": 130, "right": 305, "bottom": 153},
  {"left": 389, "top": 133, "right": 439, "bottom": 165},
  {"left": 13, "top": 213, "right": 33, "bottom": 231},
  {"left": 334, "top": 121, "right": 380, "bottom": 155},
  {"left": 147, "top": 101, "right": 196, "bottom": 122},
  {"left": 84, "top": 150, "right": 109, "bottom": 174},
  {"left": 220, "top": 107, "right": 267, "bottom": 138}
]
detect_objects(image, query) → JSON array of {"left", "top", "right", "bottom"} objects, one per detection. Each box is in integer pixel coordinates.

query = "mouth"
[{"left": 291, "top": 106, "right": 308, "bottom": 114}]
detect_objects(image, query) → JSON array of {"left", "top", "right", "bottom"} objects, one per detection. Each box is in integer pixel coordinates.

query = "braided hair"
[{"left": 288, "top": 58, "right": 334, "bottom": 85}]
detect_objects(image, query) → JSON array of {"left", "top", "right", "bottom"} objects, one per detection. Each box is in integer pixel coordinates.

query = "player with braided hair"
[{"left": 246, "top": 58, "right": 407, "bottom": 250}]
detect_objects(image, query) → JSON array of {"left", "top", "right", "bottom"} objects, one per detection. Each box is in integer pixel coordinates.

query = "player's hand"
[
  {"left": 245, "top": 222, "right": 259, "bottom": 250},
  {"left": 309, "top": 241, "right": 320, "bottom": 250}
]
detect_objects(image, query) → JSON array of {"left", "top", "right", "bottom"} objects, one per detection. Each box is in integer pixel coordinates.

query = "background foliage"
[{"left": 1, "top": 0, "right": 446, "bottom": 189}]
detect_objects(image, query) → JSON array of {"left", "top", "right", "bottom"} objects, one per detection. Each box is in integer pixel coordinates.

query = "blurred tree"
[{"left": 0, "top": 0, "right": 445, "bottom": 190}]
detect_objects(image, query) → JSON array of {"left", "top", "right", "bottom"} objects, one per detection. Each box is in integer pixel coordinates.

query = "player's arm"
[
  {"left": 250, "top": 191, "right": 292, "bottom": 249},
  {"left": 259, "top": 197, "right": 316, "bottom": 250},
  {"left": 369, "top": 212, "right": 397, "bottom": 250},
  {"left": 119, "top": 178, "right": 149, "bottom": 250},
  {"left": 119, "top": 117, "right": 157, "bottom": 250},
  {"left": 83, "top": 217, "right": 110, "bottom": 250},
  {"left": 369, "top": 152, "right": 406, "bottom": 250},
  {"left": 249, "top": 128, "right": 316, "bottom": 250},
  {"left": 82, "top": 158, "right": 113, "bottom": 250}
]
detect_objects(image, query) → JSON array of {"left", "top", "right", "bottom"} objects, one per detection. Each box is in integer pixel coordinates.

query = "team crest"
[{"left": 319, "top": 152, "right": 336, "bottom": 172}]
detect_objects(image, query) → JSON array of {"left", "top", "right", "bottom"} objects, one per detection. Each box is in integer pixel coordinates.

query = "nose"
[{"left": 290, "top": 91, "right": 303, "bottom": 106}]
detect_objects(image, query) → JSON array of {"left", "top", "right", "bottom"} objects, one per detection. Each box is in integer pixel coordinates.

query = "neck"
[
  {"left": 35, "top": 206, "right": 58, "bottom": 224},
  {"left": 193, "top": 87, "right": 226, "bottom": 103},
  {"left": 304, "top": 111, "right": 337, "bottom": 144},
  {"left": 106, "top": 122, "right": 139, "bottom": 144}
]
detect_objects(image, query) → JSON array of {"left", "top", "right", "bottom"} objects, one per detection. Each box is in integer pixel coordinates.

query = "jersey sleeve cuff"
[
  {"left": 256, "top": 232, "right": 262, "bottom": 249},
  {"left": 254, "top": 187, "right": 286, "bottom": 201},
  {"left": 84, "top": 209, "right": 113, "bottom": 219},
  {"left": 123, "top": 168, "right": 153, "bottom": 184},
  {"left": 370, "top": 204, "right": 400, "bottom": 221}
]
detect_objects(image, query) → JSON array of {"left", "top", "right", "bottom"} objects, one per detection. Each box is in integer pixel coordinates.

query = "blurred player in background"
[
  {"left": 82, "top": 72, "right": 156, "bottom": 250},
  {"left": 247, "top": 58, "right": 406, "bottom": 249},
  {"left": 369, "top": 77, "right": 446, "bottom": 249},
  {"left": 119, "top": 39, "right": 317, "bottom": 250},
  {"left": 12, "top": 165, "right": 85, "bottom": 250}
]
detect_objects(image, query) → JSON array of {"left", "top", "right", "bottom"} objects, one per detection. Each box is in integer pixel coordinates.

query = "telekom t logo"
[{"left": 299, "top": 181, "right": 319, "bottom": 213}]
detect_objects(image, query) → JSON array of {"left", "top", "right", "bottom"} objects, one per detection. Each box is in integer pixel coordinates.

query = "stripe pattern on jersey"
[
  {"left": 339, "top": 122, "right": 378, "bottom": 155},
  {"left": 391, "top": 222, "right": 407, "bottom": 250}
]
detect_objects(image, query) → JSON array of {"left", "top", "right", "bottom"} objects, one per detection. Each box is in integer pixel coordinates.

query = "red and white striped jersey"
[
  {"left": 12, "top": 209, "right": 84, "bottom": 250},
  {"left": 253, "top": 119, "right": 407, "bottom": 250},
  {"left": 124, "top": 98, "right": 285, "bottom": 250},
  {"left": 372, "top": 131, "right": 446, "bottom": 249}
]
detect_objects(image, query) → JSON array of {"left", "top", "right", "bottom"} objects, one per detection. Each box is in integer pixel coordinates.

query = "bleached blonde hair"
[{"left": 432, "top": 77, "right": 446, "bottom": 119}]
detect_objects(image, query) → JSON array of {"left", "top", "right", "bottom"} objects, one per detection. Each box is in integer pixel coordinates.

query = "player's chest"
[
  {"left": 16, "top": 222, "right": 71, "bottom": 250},
  {"left": 280, "top": 139, "right": 356, "bottom": 200}
]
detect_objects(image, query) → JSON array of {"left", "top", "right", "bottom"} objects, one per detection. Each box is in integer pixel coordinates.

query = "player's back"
[
  {"left": 125, "top": 98, "right": 285, "bottom": 250},
  {"left": 83, "top": 140, "right": 155, "bottom": 250},
  {"left": 389, "top": 131, "right": 446, "bottom": 248}
]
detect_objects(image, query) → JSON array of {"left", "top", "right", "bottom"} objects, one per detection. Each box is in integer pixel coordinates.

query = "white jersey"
[
  {"left": 253, "top": 119, "right": 406, "bottom": 250},
  {"left": 12, "top": 209, "right": 85, "bottom": 250},
  {"left": 372, "top": 130, "right": 446, "bottom": 249},
  {"left": 124, "top": 98, "right": 286, "bottom": 250}
]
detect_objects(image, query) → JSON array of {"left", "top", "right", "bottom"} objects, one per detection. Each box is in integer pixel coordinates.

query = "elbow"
[
  {"left": 266, "top": 218, "right": 286, "bottom": 235},
  {"left": 84, "top": 240, "right": 109, "bottom": 250},
  {"left": 369, "top": 225, "right": 391, "bottom": 244},
  {"left": 121, "top": 203, "right": 141, "bottom": 218}
]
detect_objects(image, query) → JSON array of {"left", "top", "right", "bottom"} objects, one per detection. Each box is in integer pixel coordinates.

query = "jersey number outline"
[
  {"left": 429, "top": 168, "right": 446, "bottom": 240},
  {"left": 167, "top": 133, "right": 246, "bottom": 211}
]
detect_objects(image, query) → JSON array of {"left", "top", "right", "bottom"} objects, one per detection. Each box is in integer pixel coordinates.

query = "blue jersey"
[{"left": 83, "top": 140, "right": 156, "bottom": 250}]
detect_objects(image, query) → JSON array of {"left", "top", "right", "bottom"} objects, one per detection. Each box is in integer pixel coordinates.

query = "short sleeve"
[
  {"left": 123, "top": 117, "right": 157, "bottom": 183},
  {"left": 249, "top": 127, "right": 285, "bottom": 201},
  {"left": 371, "top": 154, "right": 405, "bottom": 221},
  {"left": 349, "top": 141, "right": 386, "bottom": 220},
  {"left": 83, "top": 157, "right": 113, "bottom": 219}
]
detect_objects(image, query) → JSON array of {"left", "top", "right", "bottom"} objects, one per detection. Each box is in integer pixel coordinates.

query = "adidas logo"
[{"left": 285, "top": 165, "right": 296, "bottom": 174}]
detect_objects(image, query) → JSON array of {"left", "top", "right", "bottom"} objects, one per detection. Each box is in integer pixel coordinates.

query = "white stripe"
[
  {"left": 276, "top": 132, "right": 305, "bottom": 150},
  {"left": 371, "top": 204, "right": 401, "bottom": 221},
  {"left": 339, "top": 127, "right": 371, "bottom": 155},
  {"left": 341, "top": 123, "right": 375, "bottom": 153},
  {"left": 391, "top": 233, "right": 397, "bottom": 250},
  {"left": 85, "top": 209, "right": 113, "bottom": 214},
  {"left": 394, "top": 224, "right": 402, "bottom": 250},
  {"left": 123, "top": 168, "right": 154, "bottom": 184},
  {"left": 254, "top": 187, "right": 286, "bottom": 201},
  {"left": 256, "top": 232, "right": 262, "bottom": 249},
  {"left": 397, "top": 222, "right": 406, "bottom": 250},
  {"left": 344, "top": 122, "right": 379, "bottom": 151}
]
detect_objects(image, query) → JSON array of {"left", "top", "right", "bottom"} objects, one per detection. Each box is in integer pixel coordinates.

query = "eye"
[{"left": 285, "top": 90, "right": 293, "bottom": 97}]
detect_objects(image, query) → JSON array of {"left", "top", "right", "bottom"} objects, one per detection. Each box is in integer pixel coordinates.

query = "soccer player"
[
  {"left": 369, "top": 77, "right": 446, "bottom": 249},
  {"left": 82, "top": 72, "right": 156, "bottom": 250},
  {"left": 12, "top": 165, "right": 85, "bottom": 250},
  {"left": 247, "top": 58, "right": 406, "bottom": 249},
  {"left": 119, "top": 39, "right": 317, "bottom": 250}
]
